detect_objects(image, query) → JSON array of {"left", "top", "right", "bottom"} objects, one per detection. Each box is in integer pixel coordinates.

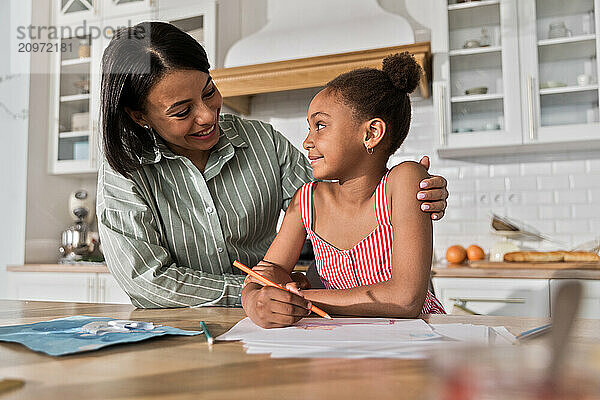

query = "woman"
[{"left": 97, "top": 22, "right": 448, "bottom": 309}]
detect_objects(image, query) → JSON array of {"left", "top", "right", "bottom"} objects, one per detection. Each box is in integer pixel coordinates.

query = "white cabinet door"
[
  {"left": 97, "top": 274, "right": 131, "bottom": 304},
  {"left": 550, "top": 279, "right": 600, "bottom": 319},
  {"left": 437, "top": 0, "right": 523, "bottom": 149},
  {"left": 6, "top": 272, "right": 96, "bottom": 303},
  {"left": 432, "top": 277, "right": 550, "bottom": 317},
  {"left": 518, "top": 0, "right": 600, "bottom": 144}
]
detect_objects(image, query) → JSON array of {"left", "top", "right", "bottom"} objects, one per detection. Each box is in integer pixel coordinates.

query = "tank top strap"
[
  {"left": 374, "top": 170, "right": 392, "bottom": 226},
  {"left": 299, "top": 182, "right": 315, "bottom": 233}
]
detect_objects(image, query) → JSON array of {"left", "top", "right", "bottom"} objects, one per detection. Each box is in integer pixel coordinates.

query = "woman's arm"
[
  {"left": 98, "top": 162, "right": 245, "bottom": 308},
  {"left": 242, "top": 189, "right": 313, "bottom": 327},
  {"left": 301, "top": 162, "right": 433, "bottom": 318}
]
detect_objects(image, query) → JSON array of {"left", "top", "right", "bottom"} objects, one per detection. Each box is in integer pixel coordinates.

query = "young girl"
[{"left": 242, "top": 52, "right": 445, "bottom": 328}]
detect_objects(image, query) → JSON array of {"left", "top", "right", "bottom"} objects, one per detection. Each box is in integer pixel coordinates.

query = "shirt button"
[
  {"left": 206, "top": 207, "right": 214, "bottom": 214},
  {"left": 217, "top": 247, "right": 223, "bottom": 253}
]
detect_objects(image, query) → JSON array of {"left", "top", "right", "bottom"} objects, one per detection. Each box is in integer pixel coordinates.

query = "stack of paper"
[{"left": 217, "top": 318, "right": 516, "bottom": 359}]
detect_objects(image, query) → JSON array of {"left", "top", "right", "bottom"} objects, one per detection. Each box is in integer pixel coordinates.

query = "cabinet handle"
[
  {"left": 150, "top": 0, "right": 155, "bottom": 7},
  {"left": 527, "top": 75, "right": 537, "bottom": 141},
  {"left": 438, "top": 84, "right": 446, "bottom": 146},
  {"left": 449, "top": 297, "right": 526, "bottom": 304}
]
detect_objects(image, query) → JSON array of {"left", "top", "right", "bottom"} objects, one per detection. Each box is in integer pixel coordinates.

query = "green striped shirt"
[{"left": 97, "top": 114, "right": 313, "bottom": 308}]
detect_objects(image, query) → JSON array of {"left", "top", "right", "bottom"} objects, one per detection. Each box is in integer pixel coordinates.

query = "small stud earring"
[{"left": 365, "top": 144, "right": 374, "bottom": 155}]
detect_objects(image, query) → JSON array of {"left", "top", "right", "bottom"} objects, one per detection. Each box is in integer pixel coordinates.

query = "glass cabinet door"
[
  {"left": 518, "top": 0, "right": 600, "bottom": 143},
  {"left": 50, "top": 32, "right": 97, "bottom": 174},
  {"left": 439, "top": 0, "right": 522, "bottom": 149}
]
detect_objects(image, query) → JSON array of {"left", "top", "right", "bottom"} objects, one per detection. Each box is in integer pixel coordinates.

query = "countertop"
[
  {"left": 1, "top": 300, "right": 600, "bottom": 399},
  {"left": 7, "top": 264, "right": 310, "bottom": 273},
  {"left": 6, "top": 264, "right": 110, "bottom": 273},
  {"left": 432, "top": 264, "right": 600, "bottom": 279}
]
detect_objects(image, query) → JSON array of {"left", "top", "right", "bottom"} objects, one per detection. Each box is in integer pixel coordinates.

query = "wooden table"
[{"left": 1, "top": 300, "right": 599, "bottom": 400}]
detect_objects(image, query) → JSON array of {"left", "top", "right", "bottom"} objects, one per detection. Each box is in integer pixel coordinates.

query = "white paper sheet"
[
  {"left": 217, "top": 317, "right": 516, "bottom": 359},
  {"left": 218, "top": 318, "right": 441, "bottom": 342}
]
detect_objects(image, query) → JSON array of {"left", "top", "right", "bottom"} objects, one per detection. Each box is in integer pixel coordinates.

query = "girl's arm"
[
  {"left": 242, "top": 189, "right": 313, "bottom": 328},
  {"left": 301, "top": 162, "right": 433, "bottom": 318}
]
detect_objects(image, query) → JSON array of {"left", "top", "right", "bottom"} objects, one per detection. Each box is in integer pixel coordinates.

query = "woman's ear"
[
  {"left": 363, "top": 118, "right": 386, "bottom": 150},
  {"left": 124, "top": 106, "right": 149, "bottom": 128}
]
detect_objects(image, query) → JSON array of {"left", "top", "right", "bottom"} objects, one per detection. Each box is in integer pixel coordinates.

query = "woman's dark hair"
[
  {"left": 100, "top": 21, "right": 210, "bottom": 176},
  {"left": 326, "top": 52, "right": 421, "bottom": 156}
]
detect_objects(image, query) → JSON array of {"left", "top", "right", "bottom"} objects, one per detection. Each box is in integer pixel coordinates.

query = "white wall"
[{"left": 0, "top": 0, "right": 31, "bottom": 297}]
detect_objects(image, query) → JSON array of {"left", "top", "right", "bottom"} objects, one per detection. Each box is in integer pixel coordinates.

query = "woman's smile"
[{"left": 188, "top": 124, "right": 218, "bottom": 141}]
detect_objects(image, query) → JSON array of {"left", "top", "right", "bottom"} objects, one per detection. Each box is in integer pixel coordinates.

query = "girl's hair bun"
[{"left": 382, "top": 52, "right": 422, "bottom": 94}]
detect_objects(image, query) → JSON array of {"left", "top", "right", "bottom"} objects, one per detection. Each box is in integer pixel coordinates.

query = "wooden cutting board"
[{"left": 468, "top": 261, "right": 600, "bottom": 270}]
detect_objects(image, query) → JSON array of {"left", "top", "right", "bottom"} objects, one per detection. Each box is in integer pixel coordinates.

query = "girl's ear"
[{"left": 363, "top": 118, "right": 386, "bottom": 150}]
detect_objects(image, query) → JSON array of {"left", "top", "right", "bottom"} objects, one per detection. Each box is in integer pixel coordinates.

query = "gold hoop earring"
[{"left": 365, "top": 145, "right": 374, "bottom": 155}]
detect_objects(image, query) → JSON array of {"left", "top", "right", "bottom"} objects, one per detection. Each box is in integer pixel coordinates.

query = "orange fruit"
[
  {"left": 467, "top": 245, "right": 486, "bottom": 261},
  {"left": 446, "top": 245, "right": 467, "bottom": 264}
]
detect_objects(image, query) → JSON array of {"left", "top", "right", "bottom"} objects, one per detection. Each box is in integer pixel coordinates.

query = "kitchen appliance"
[{"left": 58, "top": 190, "right": 102, "bottom": 263}]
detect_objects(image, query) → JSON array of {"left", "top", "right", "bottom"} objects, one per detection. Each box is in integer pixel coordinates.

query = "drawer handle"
[{"left": 449, "top": 297, "right": 526, "bottom": 304}]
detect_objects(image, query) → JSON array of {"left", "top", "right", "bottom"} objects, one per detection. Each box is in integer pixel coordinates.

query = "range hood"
[{"left": 212, "top": 0, "right": 431, "bottom": 114}]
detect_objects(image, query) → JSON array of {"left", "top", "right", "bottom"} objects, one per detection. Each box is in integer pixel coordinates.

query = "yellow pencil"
[{"left": 233, "top": 260, "right": 332, "bottom": 320}]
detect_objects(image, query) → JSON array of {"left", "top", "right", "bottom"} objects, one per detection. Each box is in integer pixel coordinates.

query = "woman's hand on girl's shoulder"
[{"left": 414, "top": 156, "right": 449, "bottom": 220}]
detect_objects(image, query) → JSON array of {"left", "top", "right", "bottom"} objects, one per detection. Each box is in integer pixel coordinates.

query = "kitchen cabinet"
[
  {"left": 48, "top": 1, "right": 216, "bottom": 174},
  {"left": 97, "top": 273, "right": 132, "bottom": 303},
  {"left": 436, "top": 0, "right": 600, "bottom": 156},
  {"left": 550, "top": 279, "right": 600, "bottom": 318},
  {"left": 6, "top": 269, "right": 131, "bottom": 304},
  {"left": 48, "top": 19, "right": 101, "bottom": 174},
  {"left": 6, "top": 272, "right": 97, "bottom": 303},
  {"left": 518, "top": 0, "right": 600, "bottom": 144},
  {"left": 433, "top": 274, "right": 600, "bottom": 319},
  {"left": 432, "top": 277, "right": 551, "bottom": 317},
  {"left": 436, "top": 0, "right": 523, "bottom": 149}
]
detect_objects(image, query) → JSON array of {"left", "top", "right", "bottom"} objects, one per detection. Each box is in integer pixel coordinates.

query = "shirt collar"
[{"left": 138, "top": 114, "right": 247, "bottom": 165}]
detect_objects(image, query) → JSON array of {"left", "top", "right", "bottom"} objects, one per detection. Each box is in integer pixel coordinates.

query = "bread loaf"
[{"left": 504, "top": 251, "right": 600, "bottom": 262}]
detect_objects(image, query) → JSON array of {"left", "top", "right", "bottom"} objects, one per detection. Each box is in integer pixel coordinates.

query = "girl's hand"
[
  {"left": 246, "top": 264, "right": 293, "bottom": 287},
  {"left": 241, "top": 283, "right": 312, "bottom": 328},
  {"left": 418, "top": 156, "right": 449, "bottom": 221}
]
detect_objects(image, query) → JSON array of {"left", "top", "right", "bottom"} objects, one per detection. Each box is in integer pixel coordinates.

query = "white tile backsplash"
[
  {"left": 537, "top": 176, "right": 570, "bottom": 190},
  {"left": 554, "top": 190, "right": 588, "bottom": 204},
  {"left": 539, "top": 205, "right": 571, "bottom": 220},
  {"left": 248, "top": 91, "right": 600, "bottom": 253}
]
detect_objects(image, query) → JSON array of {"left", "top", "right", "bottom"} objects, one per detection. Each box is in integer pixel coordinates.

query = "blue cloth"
[{"left": 0, "top": 316, "right": 202, "bottom": 356}]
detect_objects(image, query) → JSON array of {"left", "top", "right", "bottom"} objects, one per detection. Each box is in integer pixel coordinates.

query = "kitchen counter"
[
  {"left": 432, "top": 265, "right": 600, "bottom": 280},
  {"left": 1, "top": 300, "right": 599, "bottom": 399},
  {"left": 7, "top": 263, "right": 310, "bottom": 273},
  {"left": 7, "top": 264, "right": 110, "bottom": 273}
]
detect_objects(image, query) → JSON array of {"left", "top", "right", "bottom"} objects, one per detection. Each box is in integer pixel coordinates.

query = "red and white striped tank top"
[{"left": 299, "top": 171, "right": 445, "bottom": 314}]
